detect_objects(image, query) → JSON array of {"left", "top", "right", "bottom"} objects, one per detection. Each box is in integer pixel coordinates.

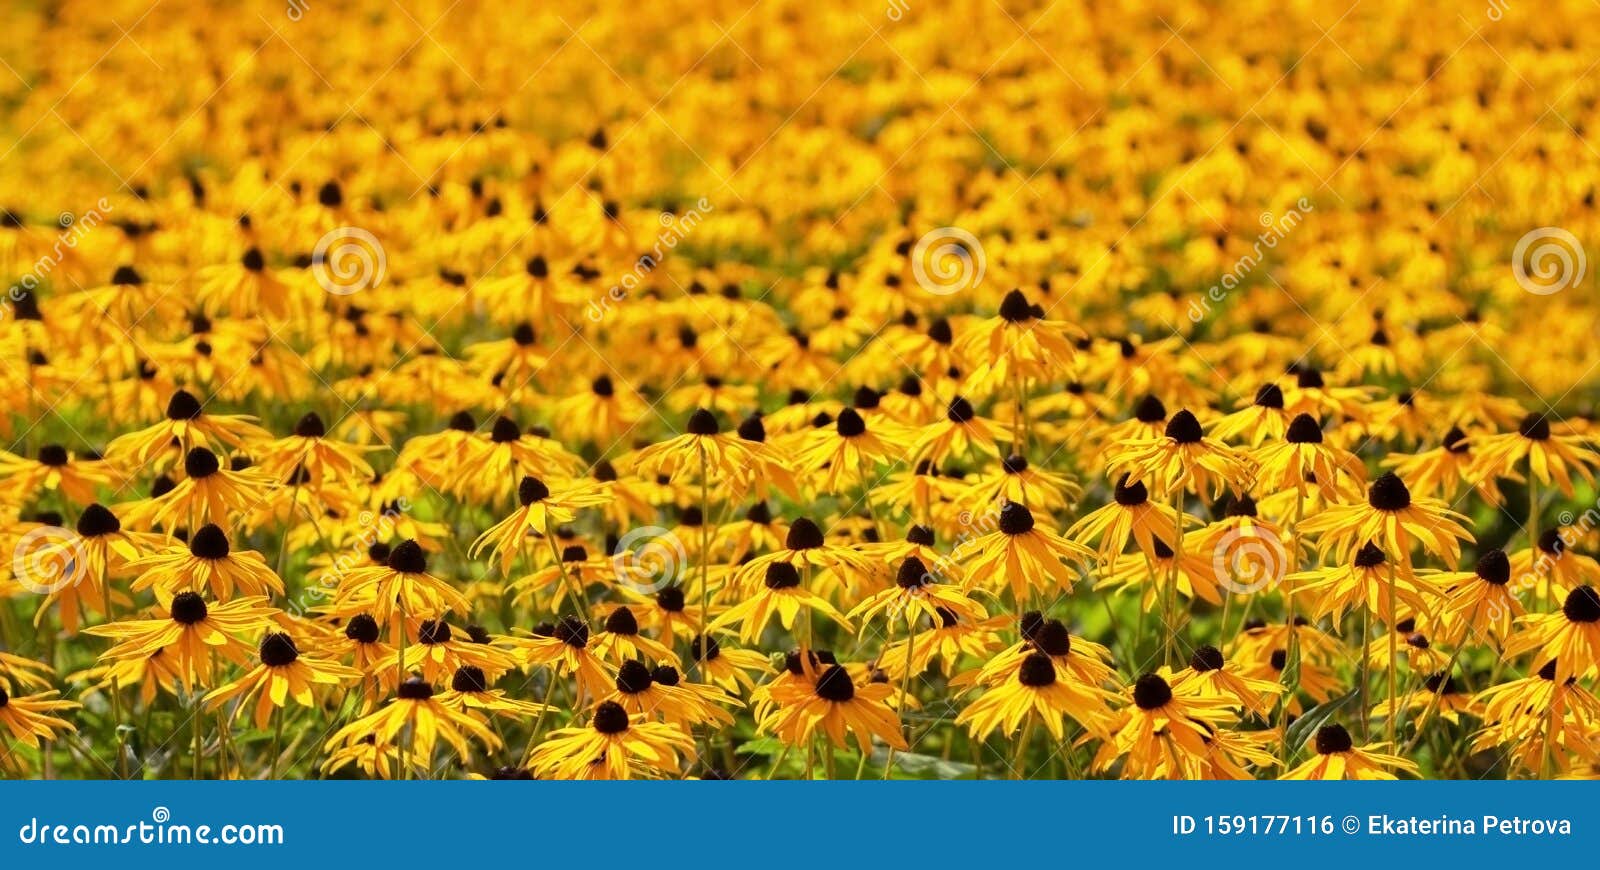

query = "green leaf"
[
  {"left": 733, "top": 736, "right": 786, "bottom": 757},
  {"left": 1285, "top": 688, "right": 1362, "bottom": 754},
  {"left": 871, "top": 748, "right": 976, "bottom": 780}
]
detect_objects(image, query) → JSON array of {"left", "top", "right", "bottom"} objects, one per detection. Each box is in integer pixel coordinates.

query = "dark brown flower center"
[
  {"left": 1367, "top": 472, "right": 1411, "bottom": 511},
  {"left": 1018, "top": 652, "right": 1056, "bottom": 686},
  {"left": 1133, "top": 673, "right": 1173, "bottom": 710},
  {"left": 1314, "top": 723, "right": 1354, "bottom": 754},
  {"left": 813, "top": 665, "right": 855, "bottom": 702}
]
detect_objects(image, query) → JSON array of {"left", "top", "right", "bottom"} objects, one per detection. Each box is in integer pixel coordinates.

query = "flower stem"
[
  {"left": 269, "top": 706, "right": 285, "bottom": 779},
  {"left": 1011, "top": 716, "right": 1036, "bottom": 780},
  {"left": 697, "top": 445, "right": 710, "bottom": 678},
  {"left": 1385, "top": 561, "right": 1399, "bottom": 746},
  {"left": 192, "top": 697, "right": 204, "bottom": 780},
  {"left": 1528, "top": 474, "right": 1544, "bottom": 612},
  {"left": 1164, "top": 492, "right": 1186, "bottom": 668},
  {"left": 883, "top": 610, "right": 917, "bottom": 779},
  {"left": 1358, "top": 605, "right": 1371, "bottom": 741}
]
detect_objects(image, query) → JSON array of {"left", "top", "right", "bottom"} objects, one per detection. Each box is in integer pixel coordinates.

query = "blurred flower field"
[{"left": 2, "top": 0, "right": 1600, "bottom": 780}]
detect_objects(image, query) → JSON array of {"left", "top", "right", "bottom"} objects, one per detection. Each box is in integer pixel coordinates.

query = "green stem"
[
  {"left": 883, "top": 611, "right": 917, "bottom": 779},
  {"left": 1385, "top": 562, "right": 1399, "bottom": 746},
  {"left": 1358, "top": 606, "right": 1371, "bottom": 741},
  {"left": 1011, "top": 716, "right": 1036, "bottom": 780},
  {"left": 269, "top": 706, "right": 285, "bottom": 779}
]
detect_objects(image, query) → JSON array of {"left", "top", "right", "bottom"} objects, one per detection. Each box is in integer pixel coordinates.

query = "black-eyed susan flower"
[
  {"left": 325, "top": 676, "right": 500, "bottom": 773},
  {"left": 1504, "top": 586, "right": 1600, "bottom": 682},
  {"left": 1092, "top": 673, "right": 1234, "bottom": 780},
  {"left": 1470, "top": 412, "right": 1600, "bottom": 498},
  {"left": 712, "top": 562, "right": 852, "bottom": 643},
  {"left": 528, "top": 699, "right": 695, "bottom": 780},
  {"left": 956, "top": 651, "right": 1116, "bottom": 742},
  {"left": 1290, "top": 542, "right": 1435, "bottom": 625},
  {"left": 86, "top": 592, "right": 276, "bottom": 689},
  {"left": 1068, "top": 474, "right": 1189, "bottom": 564},
  {"left": 1171, "top": 645, "right": 1283, "bottom": 719},
  {"left": 510, "top": 615, "right": 614, "bottom": 701},
  {"left": 1425, "top": 549, "right": 1522, "bottom": 645},
  {"left": 1470, "top": 660, "right": 1600, "bottom": 776},
  {"left": 761, "top": 663, "right": 906, "bottom": 756},
  {"left": 438, "top": 665, "right": 548, "bottom": 719},
  {"left": 104, "top": 389, "right": 270, "bottom": 470},
  {"left": 1109, "top": 409, "right": 1251, "bottom": 502},
  {"left": 848, "top": 556, "right": 985, "bottom": 630},
  {"left": 205, "top": 631, "right": 360, "bottom": 728},
  {"left": 1280, "top": 723, "right": 1418, "bottom": 780},
  {"left": 1211, "top": 383, "right": 1290, "bottom": 447},
  {"left": 127, "top": 523, "right": 282, "bottom": 603},
  {"left": 627, "top": 408, "right": 768, "bottom": 485},
  {"left": 470, "top": 475, "right": 611, "bottom": 574},
  {"left": 132, "top": 447, "right": 275, "bottom": 531},
  {"left": 911, "top": 396, "right": 1008, "bottom": 466},
  {"left": 957, "top": 501, "right": 1093, "bottom": 603},
  {"left": 398, "top": 619, "right": 517, "bottom": 684},
  {"left": 0, "top": 685, "right": 78, "bottom": 749},
  {"left": 1382, "top": 426, "right": 1501, "bottom": 506},
  {"left": 589, "top": 605, "right": 676, "bottom": 664},
  {"left": 0, "top": 444, "right": 115, "bottom": 505},
  {"left": 335, "top": 539, "right": 469, "bottom": 626},
  {"left": 1250, "top": 414, "right": 1365, "bottom": 501},
  {"left": 688, "top": 634, "right": 771, "bottom": 694},
  {"left": 1298, "top": 471, "right": 1473, "bottom": 567}
]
